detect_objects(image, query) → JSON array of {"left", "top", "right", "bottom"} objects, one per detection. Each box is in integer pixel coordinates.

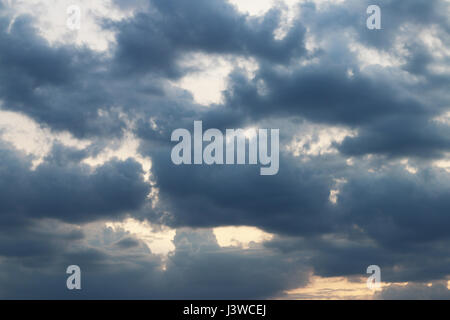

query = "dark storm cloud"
[
  {"left": 214, "top": 33, "right": 450, "bottom": 159},
  {"left": 299, "top": 0, "right": 449, "bottom": 49},
  {"left": 0, "top": 142, "right": 150, "bottom": 224},
  {"left": 222, "top": 63, "right": 428, "bottom": 126},
  {"left": 111, "top": 0, "right": 306, "bottom": 77},
  {"left": 264, "top": 163, "right": 450, "bottom": 283},
  {"left": 0, "top": 228, "right": 310, "bottom": 299},
  {"left": 266, "top": 231, "right": 450, "bottom": 283},
  {"left": 178, "top": 0, "right": 449, "bottom": 161},
  {"left": 0, "top": 219, "right": 84, "bottom": 259},
  {"left": 0, "top": 0, "right": 449, "bottom": 299},
  {"left": 0, "top": 12, "right": 132, "bottom": 138},
  {"left": 160, "top": 229, "right": 309, "bottom": 299},
  {"left": 375, "top": 282, "right": 450, "bottom": 300},
  {"left": 338, "top": 116, "right": 450, "bottom": 158},
  {"left": 148, "top": 147, "right": 337, "bottom": 236},
  {"left": 0, "top": 0, "right": 446, "bottom": 159},
  {"left": 337, "top": 165, "right": 450, "bottom": 247},
  {"left": 360, "top": 0, "right": 450, "bottom": 49},
  {"left": 0, "top": 7, "right": 206, "bottom": 139},
  {"left": 115, "top": 237, "right": 141, "bottom": 249}
]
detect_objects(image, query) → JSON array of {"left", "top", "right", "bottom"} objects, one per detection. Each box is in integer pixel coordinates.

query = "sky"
[{"left": 0, "top": 0, "right": 449, "bottom": 299}]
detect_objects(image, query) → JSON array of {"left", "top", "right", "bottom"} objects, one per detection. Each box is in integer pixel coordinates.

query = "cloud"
[
  {"left": 111, "top": 0, "right": 306, "bottom": 77},
  {"left": 375, "top": 282, "right": 450, "bottom": 300},
  {"left": 0, "top": 227, "right": 310, "bottom": 299},
  {"left": 0, "top": 142, "right": 151, "bottom": 224},
  {"left": 0, "top": 0, "right": 449, "bottom": 299},
  {"left": 148, "top": 148, "right": 336, "bottom": 235}
]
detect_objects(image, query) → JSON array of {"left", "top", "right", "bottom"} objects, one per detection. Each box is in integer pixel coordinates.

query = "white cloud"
[
  {"left": 227, "top": 0, "right": 274, "bottom": 16},
  {"left": 174, "top": 54, "right": 258, "bottom": 106},
  {"left": 0, "top": 108, "right": 90, "bottom": 168},
  {"left": 4, "top": 0, "right": 130, "bottom": 51},
  {"left": 83, "top": 130, "right": 152, "bottom": 181},
  {"left": 286, "top": 123, "right": 357, "bottom": 158},
  {"left": 213, "top": 226, "right": 274, "bottom": 249},
  {"left": 106, "top": 218, "right": 176, "bottom": 256}
]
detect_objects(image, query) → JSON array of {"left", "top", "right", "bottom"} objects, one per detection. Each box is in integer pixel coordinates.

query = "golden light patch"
[
  {"left": 213, "top": 226, "right": 274, "bottom": 249},
  {"left": 283, "top": 276, "right": 382, "bottom": 300},
  {"left": 106, "top": 218, "right": 176, "bottom": 255}
]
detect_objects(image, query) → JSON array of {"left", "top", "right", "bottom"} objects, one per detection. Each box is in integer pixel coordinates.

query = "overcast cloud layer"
[{"left": 0, "top": 0, "right": 449, "bottom": 299}]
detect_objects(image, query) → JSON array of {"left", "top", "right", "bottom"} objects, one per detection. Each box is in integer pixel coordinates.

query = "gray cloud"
[
  {"left": 0, "top": 227, "right": 310, "bottom": 299},
  {"left": 111, "top": 0, "right": 306, "bottom": 77},
  {"left": 375, "top": 282, "right": 450, "bottom": 300},
  {"left": 0, "top": 0, "right": 449, "bottom": 299},
  {"left": 0, "top": 142, "right": 150, "bottom": 224}
]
